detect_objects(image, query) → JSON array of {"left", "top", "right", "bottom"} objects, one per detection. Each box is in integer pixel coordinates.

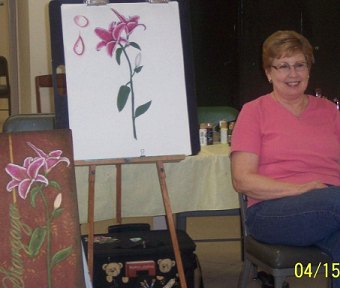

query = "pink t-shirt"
[{"left": 231, "top": 94, "right": 340, "bottom": 206}]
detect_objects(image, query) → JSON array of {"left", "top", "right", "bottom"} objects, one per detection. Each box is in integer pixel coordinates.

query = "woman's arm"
[{"left": 230, "top": 151, "right": 327, "bottom": 200}]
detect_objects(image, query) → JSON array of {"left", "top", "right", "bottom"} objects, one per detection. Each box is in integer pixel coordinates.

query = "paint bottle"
[
  {"left": 206, "top": 123, "right": 214, "bottom": 145},
  {"left": 227, "top": 121, "right": 235, "bottom": 146},
  {"left": 199, "top": 123, "right": 207, "bottom": 146},
  {"left": 220, "top": 120, "right": 227, "bottom": 144}
]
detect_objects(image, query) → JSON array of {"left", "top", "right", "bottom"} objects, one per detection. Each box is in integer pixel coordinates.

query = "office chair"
[
  {"left": 35, "top": 73, "right": 66, "bottom": 113},
  {"left": 238, "top": 194, "right": 332, "bottom": 288},
  {"left": 0, "top": 56, "right": 11, "bottom": 115}
]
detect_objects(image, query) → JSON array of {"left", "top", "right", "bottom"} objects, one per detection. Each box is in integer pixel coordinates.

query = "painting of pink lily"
[
  {"left": 0, "top": 130, "right": 85, "bottom": 288},
  {"left": 61, "top": 3, "right": 192, "bottom": 160},
  {"left": 6, "top": 142, "right": 70, "bottom": 200},
  {"left": 95, "top": 8, "right": 150, "bottom": 140}
]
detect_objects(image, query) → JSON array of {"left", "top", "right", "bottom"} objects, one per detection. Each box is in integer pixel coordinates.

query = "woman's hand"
[{"left": 296, "top": 181, "right": 328, "bottom": 194}]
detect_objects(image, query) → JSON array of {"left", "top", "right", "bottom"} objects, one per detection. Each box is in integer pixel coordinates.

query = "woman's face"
[{"left": 265, "top": 53, "right": 310, "bottom": 99}]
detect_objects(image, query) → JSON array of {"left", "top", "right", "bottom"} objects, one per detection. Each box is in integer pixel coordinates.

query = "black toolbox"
[{"left": 82, "top": 225, "right": 203, "bottom": 288}]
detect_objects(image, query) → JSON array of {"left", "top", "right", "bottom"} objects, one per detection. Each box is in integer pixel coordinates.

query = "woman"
[{"left": 231, "top": 30, "right": 340, "bottom": 287}]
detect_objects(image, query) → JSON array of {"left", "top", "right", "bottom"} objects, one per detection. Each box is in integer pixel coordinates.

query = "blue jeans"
[{"left": 246, "top": 186, "right": 340, "bottom": 288}]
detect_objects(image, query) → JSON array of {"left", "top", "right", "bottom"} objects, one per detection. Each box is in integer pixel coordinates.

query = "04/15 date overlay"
[{"left": 295, "top": 263, "right": 340, "bottom": 278}]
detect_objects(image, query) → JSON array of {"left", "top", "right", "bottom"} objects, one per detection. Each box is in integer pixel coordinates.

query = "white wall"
[
  {"left": 17, "top": 0, "right": 30, "bottom": 113},
  {"left": 0, "top": 0, "right": 9, "bottom": 59},
  {"left": 29, "top": 0, "right": 52, "bottom": 112},
  {"left": 17, "top": 0, "right": 51, "bottom": 113}
]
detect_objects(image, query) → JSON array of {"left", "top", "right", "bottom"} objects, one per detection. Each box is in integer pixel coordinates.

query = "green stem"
[
  {"left": 40, "top": 191, "right": 52, "bottom": 288},
  {"left": 120, "top": 44, "right": 137, "bottom": 139}
]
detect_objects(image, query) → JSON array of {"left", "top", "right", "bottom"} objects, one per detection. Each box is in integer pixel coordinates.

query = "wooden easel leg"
[
  {"left": 87, "top": 165, "right": 96, "bottom": 281},
  {"left": 156, "top": 161, "right": 188, "bottom": 288},
  {"left": 116, "top": 164, "right": 122, "bottom": 224}
]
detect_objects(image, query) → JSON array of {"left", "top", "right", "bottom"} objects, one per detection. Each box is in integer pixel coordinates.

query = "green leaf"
[
  {"left": 135, "top": 101, "right": 152, "bottom": 118},
  {"left": 52, "top": 207, "right": 64, "bottom": 219},
  {"left": 129, "top": 42, "right": 141, "bottom": 50},
  {"left": 30, "top": 186, "right": 41, "bottom": 208},
  {"left": 28, "top": 227, "right": 47, "bottom": 257},
  {"left": 134, "top": 66, "right": 143, "bottom": 73},
  {"left": 116, "top": 48, "right": 123, "bottom": 65},
  {"left": 49, "top": 180, "right": 61, "bottom": 190},
  {"left": 117, "top": 85, "right": 130, "bottom": 111},
  {"left": 51, "top": 246, "right": 73, "bottom": 268}
]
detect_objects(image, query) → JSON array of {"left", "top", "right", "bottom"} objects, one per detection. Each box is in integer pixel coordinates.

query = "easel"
[
  {"left": 50, "top": 2, "right": 199, "bottom": 287},
  {"left": 75, "top": 154, "right": 188, "bottom": 288}
]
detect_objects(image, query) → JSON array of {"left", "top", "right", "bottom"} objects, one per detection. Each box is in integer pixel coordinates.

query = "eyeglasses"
[{"left": 271, "top": 62, "right": 308, "bottom": 73}]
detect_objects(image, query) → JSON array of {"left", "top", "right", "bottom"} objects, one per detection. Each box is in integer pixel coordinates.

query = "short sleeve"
[
  {"left": 230, "top": 100, "right": 262, "bottom": 155},
  {"left": 335, "top": 107, "right": 340, "bottom": 144}
]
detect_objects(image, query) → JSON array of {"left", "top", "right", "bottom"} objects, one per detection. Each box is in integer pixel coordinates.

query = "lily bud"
[
  {"left": 135, "top": 53, "right": 142, "bottom": 68},
  {"left": 54, "top": 193, "right": 62, "bottom": 210}
]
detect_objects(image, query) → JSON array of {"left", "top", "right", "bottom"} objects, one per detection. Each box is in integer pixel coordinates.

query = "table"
[{"left": 75, "top": 144, "right": 239, "bottom": 224}]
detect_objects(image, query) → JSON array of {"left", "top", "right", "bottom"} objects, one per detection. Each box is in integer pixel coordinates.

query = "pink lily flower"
[
  {"left": 111, "top": 8, "right": 146, "bottom": 36},
  {"left": 95, "top": 9, "right": 146, "bottom": 57},
  {"left": 5, "top": 157, "right": 48, "bottom": 199},
  {"left": 95, "top": 21, "right": 127, "bottom": 57},
  {"left": 27, "top": 142, "right": 70, "bottom": 174}
]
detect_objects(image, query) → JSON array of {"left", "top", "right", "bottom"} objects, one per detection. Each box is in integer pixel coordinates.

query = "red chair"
[{"left": 35, "top": 73, "right": 67, "bottom": 113}]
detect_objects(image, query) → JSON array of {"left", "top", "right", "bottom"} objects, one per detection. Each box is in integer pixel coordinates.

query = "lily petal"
[
  {"left": 46, "top": 157, "right": 70, "bottom": 172},
  {"left": 27, "top": 158, "right": 45, "bottom": 179},
  {"left": 49, "top": 150, "right": 63, "bottom": 158},
  {"left": 35, "top": 175, "right": 49, "bottom": 186},
  {"left": 106, "top": 41, "right": 118, "bottom": 57},
  {"left": 27, "top": 142, "right": 48, "bottom": 158},
  {"left": 95, "top": 28, "right": 113, "bottom": 42},
  {"left": 23, "top": 157, "right": 34, "bottom": 168},
  {"left": 126, "top": 22, "right": 146, "bottom": 34},
  {"left": 6, "top": 179, "right": 20, "bottom": 192},
  {"left": 5, "top": 163, "right": 27, "bottom": 181},
  {"left": 129, "top": 16, "right": 140, "bottom": 23},
  {"left": 111, "top": 8, "right": 129, "bottom": 23},
  {"left": 112, "top": 23, "right": 126, "bottom": 40},
  {"left": 96, "top": 41, "right": 107, "bottom": 51},
  {"left": 18, "top": 179, "right": 33, "bottom": 199}
]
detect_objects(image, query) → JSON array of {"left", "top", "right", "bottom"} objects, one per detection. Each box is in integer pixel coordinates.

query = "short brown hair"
[{"left": 262, "top": 30, "right": 314, "bottom": 70}]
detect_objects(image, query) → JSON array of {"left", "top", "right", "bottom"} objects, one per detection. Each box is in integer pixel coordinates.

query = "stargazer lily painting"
[
  {"left": 0, "top": 130, "right": 85, "bottom": 288},
  {"left": 61, "top": 3, "right": 193, "bottom": 160}
]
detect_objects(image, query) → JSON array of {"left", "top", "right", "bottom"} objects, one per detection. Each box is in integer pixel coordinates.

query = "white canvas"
[{"left": 61, "top": 2, "right": 192, "bottom": 160}]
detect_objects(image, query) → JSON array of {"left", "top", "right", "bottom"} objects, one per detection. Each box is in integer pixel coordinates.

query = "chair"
[
  {"left": 238, "top": 194, "right": 332, "bottom": 288},
  {"left": 0, "top": 56, "right": 11, "bottom": 115},
  {"left": 2, "top": 113, "right": 55, "bottom": 133},
  {"left": 35, "top": 73, "right": 67, "bottom": 113}
]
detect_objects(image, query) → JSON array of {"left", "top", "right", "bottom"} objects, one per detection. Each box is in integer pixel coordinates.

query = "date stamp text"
[{"left": 295, "top": 262, "right": 340, "bottom": 279}]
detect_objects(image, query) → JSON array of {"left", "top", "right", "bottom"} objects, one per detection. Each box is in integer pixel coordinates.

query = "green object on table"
[{"left": 197, "top": 106, "right": 239, "bottom": 126}]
